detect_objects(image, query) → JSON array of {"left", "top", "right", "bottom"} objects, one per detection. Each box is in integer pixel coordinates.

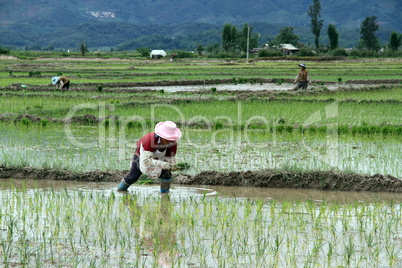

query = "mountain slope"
[
  {"left": 1, "top": 0, "right": 400, "bottom": 30},
  {"left": 0, "top": 0, "right": 400, "bottom": 50}
]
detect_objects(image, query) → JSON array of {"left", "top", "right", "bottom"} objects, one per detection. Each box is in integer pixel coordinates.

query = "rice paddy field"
[{"left": 0, "top": 56, "right": 401, "bottom": 267}]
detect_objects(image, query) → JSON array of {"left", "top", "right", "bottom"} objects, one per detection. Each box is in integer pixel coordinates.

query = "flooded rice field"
[
  {"left": 1, "top": 179, "right": 401, "bottom": 267},
  {"left": 0, "top": 57, "right": 401, "bottom": 267},
  {"left": 132, "top": 82, "right": 366, "bottom": 93},
  {"left": 3, "top": 179, "right": 401, "bottom": 202},
  {"left": 1, "top": 125, "right": 400, "bottom": 177}
]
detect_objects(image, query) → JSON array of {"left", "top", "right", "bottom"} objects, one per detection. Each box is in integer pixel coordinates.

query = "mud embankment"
[
  {"left": 1, "top": 166, "right": 401, "bottom": 193},
  {"left": 0, "top": 166, "right": 127, "bottom": 182},
  {"left": 175, "top": 171, "right": 402, "bottom": 193}
]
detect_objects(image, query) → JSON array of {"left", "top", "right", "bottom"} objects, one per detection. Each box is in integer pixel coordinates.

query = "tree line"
[
  {"left": 219, "top": 0, "right": 400, "bottom": 55},
  {"left": 306, "top": 0, "right": 400, "bottom": 52}
]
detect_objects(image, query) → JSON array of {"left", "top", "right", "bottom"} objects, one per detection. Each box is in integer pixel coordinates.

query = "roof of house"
[{"left": 279, "top": 44, "right": 299, "bottom": 50}]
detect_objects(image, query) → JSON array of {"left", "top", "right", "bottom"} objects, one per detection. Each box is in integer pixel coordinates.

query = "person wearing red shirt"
[{"left": 117, "top": 121, "right": 181, "bottom": 193}]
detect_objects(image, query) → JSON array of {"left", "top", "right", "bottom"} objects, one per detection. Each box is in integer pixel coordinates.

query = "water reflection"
[
  {"left": 206, "top": 185, "right": 402, "bottom": 203},
  {"left": 134, "top": 83, "right": 362, "bottom": 92},
  {"left": 0, "top": 178, "right": 400, "bottom": 267},
  {"left": 123, "top": 193, "right": 178, "bottom": 267},
  {"left": 1, "top": 179, "right": 400, "bottom": 204}
]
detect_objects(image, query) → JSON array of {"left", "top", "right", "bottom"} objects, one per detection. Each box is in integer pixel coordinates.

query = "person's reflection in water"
[
  {"left": 154, "top": 194, "right": 178, "bottom": 267},
  {"left": 125, "top": 194, "right": 178, "bottom": 267}
]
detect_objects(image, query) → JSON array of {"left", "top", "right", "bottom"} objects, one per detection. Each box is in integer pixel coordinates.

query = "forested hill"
[
  {"left": 0, "top": 0, "right": 400, "bottom": 50},
  {"left": 1, "top": 0, "right": 400, "bottom": 30}
]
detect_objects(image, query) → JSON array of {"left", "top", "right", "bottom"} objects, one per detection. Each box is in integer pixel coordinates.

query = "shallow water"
[
  {"left": 1, "top": 178, "right": 401, "bottom": 267},
  {"left": 132, "top": 82, "right": 365, "bottom": 92},
  {"left": 2, "top": 179, "right": 400, "bottom": 203}
]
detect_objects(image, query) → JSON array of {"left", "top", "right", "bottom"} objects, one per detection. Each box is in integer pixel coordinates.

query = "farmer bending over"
[
  {"left": 117, "top": 121, "right": 181, "bottom": 193},
  {"left": 52, "top": 76, "right": 70, "bottom": 91},
  {"left": 292, "top": 63, "right": 312, "bottom": 91}
]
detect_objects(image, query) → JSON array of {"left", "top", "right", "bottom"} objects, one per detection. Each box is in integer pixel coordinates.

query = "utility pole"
[{"left": 246, "top": 26, "right": 250, "bottom": 64}]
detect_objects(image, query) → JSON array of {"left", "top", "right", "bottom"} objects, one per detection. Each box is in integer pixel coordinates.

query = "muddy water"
[
  {"left": 133, "top": 82, "right": 365, "bottom": 92},
  {"left": 1, "top": 178, "right": 401, "bottom": 267},
  {"left": 2, "top": 179, "right": 400, "bottom": 203}
]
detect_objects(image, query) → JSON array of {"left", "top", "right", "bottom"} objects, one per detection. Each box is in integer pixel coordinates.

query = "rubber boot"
[
  {"left": 117, "top": 179, "right": 130, "bottom": 191},
  {"left": 161, "top": 178, "right": 171, "bottom": 193}
]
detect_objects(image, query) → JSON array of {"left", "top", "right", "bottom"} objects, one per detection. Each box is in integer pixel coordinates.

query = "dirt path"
[{"left": 1, "top": 166, "right": 400, "bottom": 193}]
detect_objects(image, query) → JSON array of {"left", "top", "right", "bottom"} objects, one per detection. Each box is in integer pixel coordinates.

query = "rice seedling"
[
  {"left": 1, "top": 120, "right": 400, "bottom": 176},
  {"left": 1, "top": 57, "right": 401, "bottom": 87},
  {"left": 3, "top": 93, "right": 400, "bottom": 129}
]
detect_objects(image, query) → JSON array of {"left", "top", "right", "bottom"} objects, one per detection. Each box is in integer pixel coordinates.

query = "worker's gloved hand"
[
  {"left": 170, "top": 165, "right": 179, "bottom": 172},
  {"left": 161, "top": 162, "right": 170, "bottom": 170}
]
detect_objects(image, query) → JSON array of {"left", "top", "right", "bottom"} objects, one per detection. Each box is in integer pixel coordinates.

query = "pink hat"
[{"left": 155, "top": 121, "right": 182, "bottom": 141}]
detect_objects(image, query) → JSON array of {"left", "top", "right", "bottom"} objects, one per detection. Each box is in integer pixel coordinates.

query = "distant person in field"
[
  {"left": 292, "top": 63, "right": 312, "bottom": 91},
  {"left": 52, "top": 76, "right": 70, "bottom": 91},
  {"left": 117, "top": 121, "right": 181, "bottom": 194}
]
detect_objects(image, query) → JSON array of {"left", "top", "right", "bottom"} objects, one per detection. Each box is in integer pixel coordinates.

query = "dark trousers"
[
  {"left": 60, "top": 81, "right": 70, "bottom": 90},
  {"left": 296, "top": 81, "right": 308, "bottom": 90},
  {"left": 124, "top": 155, "right": 171, "bottom": 185}
]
